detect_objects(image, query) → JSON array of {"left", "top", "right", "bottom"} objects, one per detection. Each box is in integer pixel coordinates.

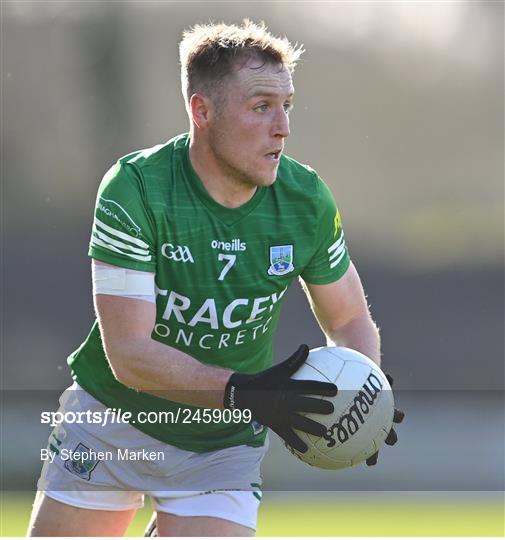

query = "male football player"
[{"left": 28, "top": 20, "right": 402, "bottom": 537}]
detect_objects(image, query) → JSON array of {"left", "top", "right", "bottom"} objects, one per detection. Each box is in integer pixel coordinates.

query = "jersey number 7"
[{"left": 217, "top": 253, "right": 236, "bottom": 281}]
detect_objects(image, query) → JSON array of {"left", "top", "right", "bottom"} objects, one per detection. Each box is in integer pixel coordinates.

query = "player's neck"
[{"left": 189, "top": 139, "right": 257, "bottom": 209}]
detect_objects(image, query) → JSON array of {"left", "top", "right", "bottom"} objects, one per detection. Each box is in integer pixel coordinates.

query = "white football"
[{"left": 288, "top": 346, "right": 395, "bottom": 470}]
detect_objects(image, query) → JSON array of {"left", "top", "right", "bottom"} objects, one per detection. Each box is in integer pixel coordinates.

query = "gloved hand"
[
  {"left": 366, "top": 374, "right": 405, "bottom": 466},
  {"left": 224, "top": 344, "right": 337, "bottom": 453}
]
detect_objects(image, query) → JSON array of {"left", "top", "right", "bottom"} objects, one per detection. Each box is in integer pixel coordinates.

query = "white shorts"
[{"left": 37, "top": 384, "right": 268, "bottom": 530}]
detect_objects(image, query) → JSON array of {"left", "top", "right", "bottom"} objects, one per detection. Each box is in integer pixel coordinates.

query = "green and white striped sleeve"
[
  {"left": 88, "top": 162, "right": 156, "bottom": 272},
  {"left": 301, "top": 176, "right": 350, "bottom": 285}
]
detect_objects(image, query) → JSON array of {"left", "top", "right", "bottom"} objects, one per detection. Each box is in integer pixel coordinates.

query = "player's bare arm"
[
  {"left": 302, "top": 262, "right": 381, "bottom": 365},
  {"left": 94, "top": 267, "right": 233, "bottom": 409}
]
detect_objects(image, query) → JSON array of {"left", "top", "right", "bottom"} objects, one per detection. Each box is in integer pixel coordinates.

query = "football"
[{"left": 289, "top": 346, "right": 395, "bottom": 470}]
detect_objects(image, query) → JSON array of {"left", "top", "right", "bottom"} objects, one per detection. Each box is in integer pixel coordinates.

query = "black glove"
[
  {"left": 366, "top": 374, "right": 405, "bottom": 466},
  {"left": 224, "top": 344, "right": 338, "bottom": 453}
]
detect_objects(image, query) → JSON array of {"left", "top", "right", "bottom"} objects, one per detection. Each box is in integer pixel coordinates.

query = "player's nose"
[{"left": 272, "top": 107, "right": 290, "bottom": 139}]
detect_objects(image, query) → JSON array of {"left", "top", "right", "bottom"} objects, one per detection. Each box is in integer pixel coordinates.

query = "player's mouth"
[{"left": 265, "top": 150, "right": 282, "bottom": 161}]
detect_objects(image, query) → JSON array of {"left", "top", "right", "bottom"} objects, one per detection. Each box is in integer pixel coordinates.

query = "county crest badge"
[
  {"left": 64, "top": 442, "right": 99, "bottom": 481},
  {"left": 267, "top": 245, "right": 294, "bottom": 276},
  {"left": 251, "top": 420, "right": 265, "bottom": 436}
]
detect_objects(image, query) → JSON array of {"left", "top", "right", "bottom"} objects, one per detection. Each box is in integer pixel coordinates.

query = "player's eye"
[
  {"left": 254, "top": 103, "right": 269, "bottom": 113},
  {"left": 284, "top": 101, "right": 294, "bottom": 113}
]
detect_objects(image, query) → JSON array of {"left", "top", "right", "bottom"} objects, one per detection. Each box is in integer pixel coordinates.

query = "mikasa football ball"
[{"left": 289, "top": 347, "right": 395, "bottom": 470}]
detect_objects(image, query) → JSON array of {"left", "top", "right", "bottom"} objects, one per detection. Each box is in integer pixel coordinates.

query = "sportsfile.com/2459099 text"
[{"left": 40, "top": 407, "right": 252, "bottom": 427}]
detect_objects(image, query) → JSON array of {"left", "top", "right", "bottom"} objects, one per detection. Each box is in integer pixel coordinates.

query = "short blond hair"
[{"left": 179, "top": 19, "right": 303, "bottom": 109}]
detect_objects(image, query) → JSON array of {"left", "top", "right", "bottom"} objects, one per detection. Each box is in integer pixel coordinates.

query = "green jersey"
[{"left": 69, "top": 133, "right": 350, "bottom": 452}]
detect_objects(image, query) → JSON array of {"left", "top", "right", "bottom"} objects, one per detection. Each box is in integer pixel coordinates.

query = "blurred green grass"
[{"left": 1, "top": 492, "right": 503, "bottom": 537}]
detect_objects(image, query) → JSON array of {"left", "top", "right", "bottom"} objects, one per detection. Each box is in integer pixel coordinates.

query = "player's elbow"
[
  {"left": 107, "top": 356, "right": 136, "bottom": 388},
  {"left": 102, "top": 338, "right": 148, "bottom": 389},
  {"left": 328, "top": 312, "right": 379, "bottom": 343}
]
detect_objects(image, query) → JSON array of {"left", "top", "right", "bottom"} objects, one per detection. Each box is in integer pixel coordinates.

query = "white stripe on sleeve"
[
  {"left": 94, "top": 217, "right": 149, "bottom": 249},
  {"left": 91, "top": 236, "right": 152, "bottom": 262},
  {"left": 329, "top": 241, "right": 346, "bottom": 262},
  {"left": 93, "top": 228, "right": 150, "bottom": 256},
  {"left": 329, "top": 249, "right": 347, "bottom": 269},
  {"left": 328, "top": 232, "right": 344, "bottom": 254}
]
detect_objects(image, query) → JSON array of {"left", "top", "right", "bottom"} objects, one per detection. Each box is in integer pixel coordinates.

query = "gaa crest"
[{"left": 267, "top": 245, "right": 294, "bottom": 276}]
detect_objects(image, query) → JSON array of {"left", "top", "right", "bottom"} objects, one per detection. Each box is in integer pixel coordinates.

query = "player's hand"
[
  {"left": 224, "top": 344, "right": 337, "bottom": 453},
  {"left": 366, "top": 374, "right": 405, "bottom": 466}
]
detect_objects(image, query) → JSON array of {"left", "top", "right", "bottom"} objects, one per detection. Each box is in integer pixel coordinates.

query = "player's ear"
[{"left": 189, "top": 93, "right": 211, "bottom": 129}]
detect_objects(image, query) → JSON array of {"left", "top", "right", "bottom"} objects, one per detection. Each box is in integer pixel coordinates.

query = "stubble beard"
[{"left": 208, "top": 126, "right": 275, "bottom": 190}]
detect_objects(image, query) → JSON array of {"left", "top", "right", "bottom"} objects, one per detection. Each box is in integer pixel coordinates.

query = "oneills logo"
[{"left": 323, "top": 373, "right": 383, "bottom": 447}]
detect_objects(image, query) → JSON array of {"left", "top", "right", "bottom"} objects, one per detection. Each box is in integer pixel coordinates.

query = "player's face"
[{"left": 207, "top": 60, "right": 294, "bottom": 188}]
